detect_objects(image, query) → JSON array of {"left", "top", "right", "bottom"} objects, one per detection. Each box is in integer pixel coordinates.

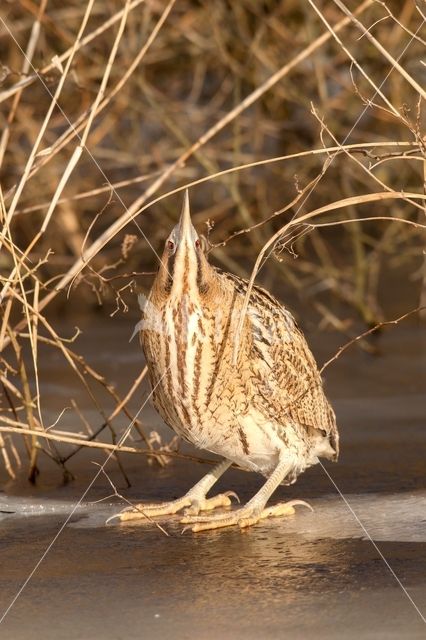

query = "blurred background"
[
  {"left": 0, "top": 0, "right": 425, "bottom": 483},
  {"left": 1, "top": 5, "right": 426, "bottom": 638}
]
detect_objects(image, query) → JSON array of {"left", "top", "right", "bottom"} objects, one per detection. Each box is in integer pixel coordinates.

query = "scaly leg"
[
  {"left": 181, "top": 457, "right": 312, "bottom": 532},
  {"left": 107, "top": 459, "right": 237, "bottom": 523}
]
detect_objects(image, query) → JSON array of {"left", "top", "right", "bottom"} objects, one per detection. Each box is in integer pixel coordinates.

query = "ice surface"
[{"left": 0, "top": 318, "right": 424, "bottom": 639}]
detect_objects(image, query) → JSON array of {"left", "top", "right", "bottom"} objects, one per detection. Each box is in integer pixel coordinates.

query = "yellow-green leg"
[
  {"left": 107, "top": 459, "right": 236, "bottom": 524},
  {"left": 181, "top": 458, "right": 312, "bottom": 532}
]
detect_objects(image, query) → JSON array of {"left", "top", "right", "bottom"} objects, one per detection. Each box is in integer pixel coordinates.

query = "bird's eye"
[{"left": 167, "top": 240, "right": 175, "bottom": 252}]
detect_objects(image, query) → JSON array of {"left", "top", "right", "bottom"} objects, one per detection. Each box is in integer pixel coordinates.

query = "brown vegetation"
[{"left": 0, "top": 0, "right": 425, "bottom": 482}]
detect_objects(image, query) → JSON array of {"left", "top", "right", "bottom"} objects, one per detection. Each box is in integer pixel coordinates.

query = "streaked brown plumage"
[{"left": 112, "top": 192, "right": 339, "bottom": 532}]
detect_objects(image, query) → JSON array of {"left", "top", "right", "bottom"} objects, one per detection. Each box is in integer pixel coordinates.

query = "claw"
[
  {"left": 286, "top": 499, "right": 314, "bottom": 512},
  {"left": 224, "top": 490, "right": 240, "bottom": 504},
  {"left": 106, "top": 509, "right": 129, "bottom": 525}
]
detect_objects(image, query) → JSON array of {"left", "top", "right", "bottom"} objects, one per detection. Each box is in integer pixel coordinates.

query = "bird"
[{"left": 111, "top": 192, "right": 339, "bottom": 532}]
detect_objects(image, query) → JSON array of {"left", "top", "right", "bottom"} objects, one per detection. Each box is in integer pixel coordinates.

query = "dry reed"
[{"left": 0, "top": 0, "right": 425, "bottom": 482}]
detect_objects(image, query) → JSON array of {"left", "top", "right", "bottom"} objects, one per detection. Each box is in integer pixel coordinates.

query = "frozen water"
[{"left": 0, "top": 317, "right": 425, "bottom": 639}]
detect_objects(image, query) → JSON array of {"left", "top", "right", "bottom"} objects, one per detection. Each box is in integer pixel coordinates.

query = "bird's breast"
[{"left": 143, "top": 295, "right": 228, "bottom": 440}]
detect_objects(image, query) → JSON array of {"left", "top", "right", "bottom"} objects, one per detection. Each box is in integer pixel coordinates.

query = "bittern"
[{"left": 111, "top": 192, "right": 339, "bottom": 532}]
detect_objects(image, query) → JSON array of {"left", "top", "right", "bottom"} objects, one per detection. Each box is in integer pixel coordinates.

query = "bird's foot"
[
  {"left": 181, "top": 499, "right": 312, "bottom": 532},
  {"left": 106, "top": 491, "right": 238, "bottom": 524},
  {"left": 183, "top": 491, "right": 239, "bottom": 516}
]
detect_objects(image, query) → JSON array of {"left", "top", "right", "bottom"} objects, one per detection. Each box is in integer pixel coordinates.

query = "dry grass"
[{"left": 0, "top": 0, "right": 425, "bottom": 482}]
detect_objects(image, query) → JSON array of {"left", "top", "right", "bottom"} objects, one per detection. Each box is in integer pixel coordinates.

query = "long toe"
[
  {"left": 183, "top": 491, "right": 239, "bottom": 516},
  {"left": 181, "top": 506, "right": 256, "bottom": 532},
  {"left": 240, "top": 499, "right": 313, "bottom": 528},
  {"left": 181, "top": 499, "right": 313, "bottom": 532},
  {"left": 107, "top": 491, "right": 240, "bottom": 524},
  {"left": 106, "top": 497, "right": 192, "bottom": 524}
]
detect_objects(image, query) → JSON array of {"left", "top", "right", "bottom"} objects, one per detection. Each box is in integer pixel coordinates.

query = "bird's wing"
[{"left": 221, "top": 271, "right": 338, "bottom": 455}]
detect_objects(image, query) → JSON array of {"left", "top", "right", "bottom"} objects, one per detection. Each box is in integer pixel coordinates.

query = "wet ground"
[{"left": 0, "top": 316, "right": 425, "bottom": 639}]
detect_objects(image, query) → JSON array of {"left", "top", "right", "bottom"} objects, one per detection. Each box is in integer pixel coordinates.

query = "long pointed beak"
[{"left": 177, "top": 190, "right": 195, "bottom": 244}]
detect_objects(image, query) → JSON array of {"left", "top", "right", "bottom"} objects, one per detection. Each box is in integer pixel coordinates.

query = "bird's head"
[{"left": 153, "top": 191, "right": 214, "bottom": 300}]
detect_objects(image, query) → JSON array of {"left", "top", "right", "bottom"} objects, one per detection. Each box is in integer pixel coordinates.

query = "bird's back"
[{"left": 219, "top": 271, "right": 339, "bottom": 461}]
